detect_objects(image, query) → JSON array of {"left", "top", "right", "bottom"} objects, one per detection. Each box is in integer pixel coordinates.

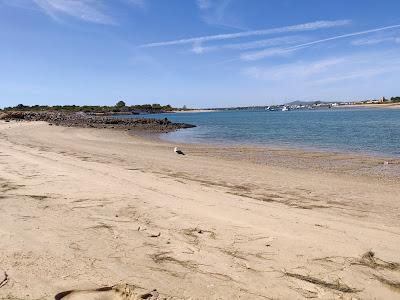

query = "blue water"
[{"left": 118, "top": 109, "right": 400, "bottom": 157}]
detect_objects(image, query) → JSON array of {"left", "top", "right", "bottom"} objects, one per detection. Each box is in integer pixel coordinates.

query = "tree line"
[
  {"left": 390, "top": 97, "right": 400, "bottom": 103},
  {"left": 0, "top": 101, "right": 185, "bottom": 113}
]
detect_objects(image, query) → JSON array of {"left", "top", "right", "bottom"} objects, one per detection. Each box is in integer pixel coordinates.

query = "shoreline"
[
  {"left": 333, "top": 103, "right": 400, "bottom": 109},
  {"left": 0, "top": 110, "right": 196, "bottom": 132},
  {"left": 1, "top": 121, "right": 399, "bottom": 299},
  {"left": 149, "top": 130, "right": 400, "bottom": 182},
  {"left": 3, "top": 118, "right": 400, "bottom": 177},
  {"left": 171, "top": 109, "right": 219, "bottom": 113},
  {"left": 121, "top": 107, "right": 400, "bottom": 159},
  {"left": 156, "top": 129, "right": 400, "bottom": 160},
  {"left": 4, "top": 118, "right": 400, "bottom": 178}
]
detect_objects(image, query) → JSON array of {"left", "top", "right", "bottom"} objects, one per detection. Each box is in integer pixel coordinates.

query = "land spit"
[{"left": 0, "top": 111, "right": 195, "bottom": 132}]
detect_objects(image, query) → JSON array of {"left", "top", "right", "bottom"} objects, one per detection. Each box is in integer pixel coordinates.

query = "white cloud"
[
  {"left": 33, "top": 0, "right": 115, "bottom": 24},
  {"left": 191, "top": 41, "right": 208, "bottom": 54},
  {"left": 224, "top": 36, "right": 307, "bottom": 50},
  {"left": 195, "top": 0, "right": 245, "bottom": 30},
  {"left": 190, "top": 35, "right": 307, "bottom": 54},
  {"left": 196, "top": 0, "right": 213, "bottom": 10},
  {"left": 351, "top": 36, "right": 400, "bottom": 46},
  {"left": 140, "top": 20, "right": 351, "bottom": 48},
  {"left": 244, "top": 58, "right": 346, "bottom": 80},
  {"left": 310, "top": 69, "right": 389, "bottom": 84},
  {"left": 243, "top": 51, "right": 400, "bottom": 85},
  {"left": 242, "top": 24, "right": 400, "bottom": 61},
  {"left": 32, "top": 0, "right": 146, "bottom": 25}
]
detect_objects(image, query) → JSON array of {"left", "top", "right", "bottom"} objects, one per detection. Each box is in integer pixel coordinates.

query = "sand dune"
[{"left": 0, "top": 121, "right": 399, "bottom": 299}]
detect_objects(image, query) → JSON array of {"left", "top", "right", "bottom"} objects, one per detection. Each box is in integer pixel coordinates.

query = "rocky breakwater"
[{"left": 0, "top": 111, "right": 196, "bottom": 132}]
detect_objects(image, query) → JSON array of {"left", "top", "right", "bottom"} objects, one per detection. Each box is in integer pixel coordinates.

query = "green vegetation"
[
  {"left": 1, "top": 102, "right": 181, "bottom": 114},
  {"left": 390, "top": 97, "right": 400, "bottom": 103},
  {"left": 115, "top": 100, "right": 126, "bottom": 108}
]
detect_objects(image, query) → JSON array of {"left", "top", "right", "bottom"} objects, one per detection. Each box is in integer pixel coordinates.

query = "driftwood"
[
  {"left": 54, "top": 284, "right": 160, "bottom": 300},
  {"left": 0, "top": 272, "right": 8, "bottom": 288}
]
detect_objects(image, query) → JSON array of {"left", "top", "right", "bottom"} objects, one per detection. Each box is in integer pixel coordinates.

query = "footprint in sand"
[{"left": 55, "top": 284, "right": 160, "bottom": 300}]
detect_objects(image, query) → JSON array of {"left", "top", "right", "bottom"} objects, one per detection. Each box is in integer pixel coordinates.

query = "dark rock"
[{"left": 0, "top": 111, "right": 196, "bottom": 133}]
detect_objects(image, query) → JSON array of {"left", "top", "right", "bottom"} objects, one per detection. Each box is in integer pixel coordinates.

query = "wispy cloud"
[
  {"left": 32, "top": 0, "right": 146, "bottom": 25},
  {"left": 195, "top": 0, "right": 245, "bottom": 30},
  {"left": 242, "top": 24, "right": 400, "bottom": 61},
  {"left": 140, "top": 20, "right": 351, "bottom": 48},
  {"left": 223, "top": 36, "right": 308, "bottom": 50},
  {"left": 244, "top": 58, "right": 346, "bottom": 80},
  {"left": 351, "top": 36, "right": 400, "bottom": 46},
  {"left": 191, "top": 41, "right": 208, "bottom": 54},
  {"left": 189, "top": 35, "right": 308, "bottom": 54},
  {"left": 310, "top": 68, "right": 394, "bottom": 85},
  {"left": 33, "top": 0, "right": 115, "bottom": 24},
  {"left": 243, "top": 51, "right": 400, "bottom": 85},
  {"left": 196, "top": 0, "right": 213, "bottom": 10}
]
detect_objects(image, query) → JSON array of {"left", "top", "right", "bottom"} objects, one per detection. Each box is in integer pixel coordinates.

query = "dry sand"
[{"left": 0, "top": 121, "right": 399, "bottom": 299}]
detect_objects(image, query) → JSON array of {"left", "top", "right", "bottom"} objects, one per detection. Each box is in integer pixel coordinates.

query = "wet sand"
[{"left": 0, "top": 121, "right": 399, "bottom": 299}]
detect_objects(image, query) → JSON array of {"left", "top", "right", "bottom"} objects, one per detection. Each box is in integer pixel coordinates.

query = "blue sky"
[{"left": 0, "top": 0, "right": 400, "bottom": 108}]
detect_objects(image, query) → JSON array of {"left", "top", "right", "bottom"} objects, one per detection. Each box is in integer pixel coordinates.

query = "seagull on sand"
[{"left": 174, "top": 147, "right": 185, "bottom": 155}]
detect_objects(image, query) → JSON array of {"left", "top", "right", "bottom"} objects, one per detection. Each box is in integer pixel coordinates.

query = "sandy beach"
[
  {"left": 0, "top": 121, "right": 399, "bottom": 299},
  {"left": 334, "top": 103, "right": 400, "bottom": 109}
]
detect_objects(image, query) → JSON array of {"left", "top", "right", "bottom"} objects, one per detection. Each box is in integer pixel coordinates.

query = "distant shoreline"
[
  {"left": 171, "top": 109, "right": 219, "bottom": 113},
  {"left": 332, "top": 103, "right": 400, "bottom": 109},
  {"left": 176, "top": 103, "right": 400, "bottom": 112}
]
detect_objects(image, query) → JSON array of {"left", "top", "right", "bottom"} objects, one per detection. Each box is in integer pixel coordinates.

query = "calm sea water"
[{"left": 119, "top": 109, "right": 400, "bottom": 157}]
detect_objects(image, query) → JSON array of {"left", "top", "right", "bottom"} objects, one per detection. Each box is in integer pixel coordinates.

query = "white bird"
[{"left": 174, "top": 147, "right": 185, "bottom": 155}]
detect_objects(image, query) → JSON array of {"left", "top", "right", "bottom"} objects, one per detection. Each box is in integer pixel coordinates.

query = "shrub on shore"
[{"left": 390, "top": 97, "right": 400, "bottom": 103}]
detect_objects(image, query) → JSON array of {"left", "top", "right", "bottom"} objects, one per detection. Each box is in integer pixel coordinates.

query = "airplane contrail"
[
  {"left": 242, "top": 24, "right": 400, "bottom": 60},
  {"left": 140, "top": 20, "right": 350, "bottom": 48}
]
